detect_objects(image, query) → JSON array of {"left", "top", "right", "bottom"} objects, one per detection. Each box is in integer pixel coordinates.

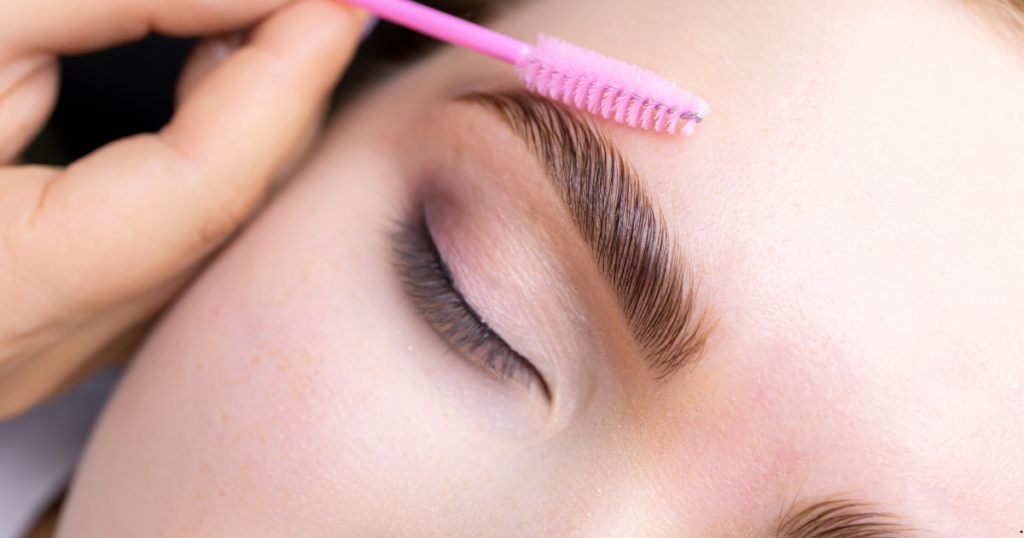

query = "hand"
[{"left": 0, "top": 0, "right": 367, "bottom": 418}]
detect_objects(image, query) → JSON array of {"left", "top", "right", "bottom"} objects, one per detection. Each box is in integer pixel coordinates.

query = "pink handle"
[{"left": 343, "top": 0, "right": 532, "bottom": 65}]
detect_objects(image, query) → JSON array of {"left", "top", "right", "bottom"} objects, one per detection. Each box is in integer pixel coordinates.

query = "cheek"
[
  {"left": 64, "top": 146, "right": 559, "bottom": 535},
  {"left": 63, "top": 164, "right": 433, "bottom": 533}
]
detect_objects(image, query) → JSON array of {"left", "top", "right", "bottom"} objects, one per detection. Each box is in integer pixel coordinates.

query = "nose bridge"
[
  {"left": 546, "top": 451, "right": 680, "bottom": 538},
  {"left": 569, "top": 485, "right": 678, "bottom": 538},
  {"left": 531, "top": 374, "right": 689, "bottom": 537}
]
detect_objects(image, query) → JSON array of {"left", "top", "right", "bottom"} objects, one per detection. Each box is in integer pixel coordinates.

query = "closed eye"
[
  {"left": 390, "top": 214, "right": 550, "bottom": 400},
  {"left": 777, "top": 497, "right": 919, "bottom": 538}
]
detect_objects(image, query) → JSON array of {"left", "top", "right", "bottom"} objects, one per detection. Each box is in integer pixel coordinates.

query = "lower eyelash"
[{"left": 390, "top": 216, "right": 547, "bottom": 394}]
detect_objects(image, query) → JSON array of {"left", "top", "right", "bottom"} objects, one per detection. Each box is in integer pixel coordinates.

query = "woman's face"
[{"left": 60, "top": 0, "right": 1024, "bottom": 535}]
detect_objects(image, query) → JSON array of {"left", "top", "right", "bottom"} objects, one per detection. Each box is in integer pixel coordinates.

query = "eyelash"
[
  {"left": 777, "top": 498, "right": 915, "bottom": 538},
  {"left": 390, "top": 215, "right": 547, "bottom": 395}
]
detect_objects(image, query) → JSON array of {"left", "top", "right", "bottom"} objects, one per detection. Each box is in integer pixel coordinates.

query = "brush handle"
[{"left": 343, "top": 0, "right": 533, "bottom": 65}]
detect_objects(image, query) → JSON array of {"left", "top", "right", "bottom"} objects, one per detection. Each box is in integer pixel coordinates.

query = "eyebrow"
[
  {"left": 975, "top": 0, "right": 1024, "bottom": 34},
  {"left": 460, "top": 96, "right": 928, "bottom": 538},
  {"left": 776, "top": 497, "right": 921, "bottom": 538},
  {"left": 462, "top": 91, "right": 710, "bottom": 380}
]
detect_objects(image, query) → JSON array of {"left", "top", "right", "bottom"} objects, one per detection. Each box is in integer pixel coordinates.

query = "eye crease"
[
  {"left": 391, "top": 215, "right": 551, "bottom": 400},
  {"left": 464, "top": 91, "right": 711, "bottom": 380}
]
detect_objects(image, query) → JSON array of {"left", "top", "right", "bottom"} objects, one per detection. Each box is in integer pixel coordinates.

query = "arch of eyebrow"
[{"left": 460, "top": 91, "right": 710, "bottom": 380}]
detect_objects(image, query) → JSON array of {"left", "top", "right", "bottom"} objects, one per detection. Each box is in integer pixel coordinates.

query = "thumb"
[{"left": 176, "top": 32, "right": 246, "bottom": 106}]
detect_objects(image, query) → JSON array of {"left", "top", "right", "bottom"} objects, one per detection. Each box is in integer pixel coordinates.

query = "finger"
[
  {"left": 4, "top": 0, "right": 365, "bottom": 311},
  {"left": 1, "top": 0, "right": 301, "bottom": 59},
  {"left": 176, "top": 32, "right": 246, "bottom": 106},
  {"left": 0, "top": 276, "right": 180, "bottom": 420},
  {"left": 178, "top": 32, "right": 329, "bottom": 197},
  {"left": 0, "top": 55, "right": 58, "bottom": 164},
  {"left": 176, "top": 30, "right": 328, "bottom": 189}
]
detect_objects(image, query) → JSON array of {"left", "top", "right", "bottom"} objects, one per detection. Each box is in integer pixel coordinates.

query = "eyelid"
[
  {"left": 390, "top": 215, "right": 551, "bottom": 400},
  {"left": 460, "top": 91, "right": 712, "bottom": 381}
]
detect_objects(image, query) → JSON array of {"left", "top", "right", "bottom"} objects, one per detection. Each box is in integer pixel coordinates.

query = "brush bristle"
[{"left": 516, "top": 34, "right": 710, "bottom": 136}]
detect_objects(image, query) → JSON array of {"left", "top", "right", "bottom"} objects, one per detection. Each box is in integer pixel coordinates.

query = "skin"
[
  {"left": 51, "top": 0, "right": 1024, "bottom": 535},
  {"left": 0, "top": 0, "right": 367, "bottom": 418}
]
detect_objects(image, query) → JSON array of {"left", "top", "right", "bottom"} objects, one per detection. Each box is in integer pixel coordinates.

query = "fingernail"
[
  {"left": 203, "top": 32, "right": 246, "bottom": 65},
  {"left": 360, "top": 15, "right": 379, "bottom": 42}
]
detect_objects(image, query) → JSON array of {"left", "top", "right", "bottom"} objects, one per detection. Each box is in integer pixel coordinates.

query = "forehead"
[{"left": 483, "top": 0, "right": 1024, "bottom": 349}]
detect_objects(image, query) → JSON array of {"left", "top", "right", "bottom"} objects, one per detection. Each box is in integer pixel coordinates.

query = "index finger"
[{"left": 0, "top": 0, "right": 303, "bottom": 57}]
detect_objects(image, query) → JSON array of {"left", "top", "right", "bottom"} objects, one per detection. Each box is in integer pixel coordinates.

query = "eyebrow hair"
[
  {"left": 975, "top": 0, "right": 1024, "bottom": 33},
  {"left": 776, "top": 497, "right": 921, "bottom": 538},
  {"left": 463, "top": 91, "right": 710, "bottom": 380}
]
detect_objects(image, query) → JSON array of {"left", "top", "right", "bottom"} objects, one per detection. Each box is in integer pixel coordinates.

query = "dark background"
[{"left": 21, "top": 35, "right": 196, "bottom": 166}]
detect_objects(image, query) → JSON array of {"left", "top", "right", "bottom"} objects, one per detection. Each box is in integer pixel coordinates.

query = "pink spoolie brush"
[{"left": 342, "top": 0, "right": 710, "bottom": 136}]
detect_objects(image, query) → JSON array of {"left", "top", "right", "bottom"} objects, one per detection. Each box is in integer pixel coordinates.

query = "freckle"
[
  {"left": 251, "top": 356, "right": 262, "bottom": 365},
  {"left": 218, "top": 490, "right": 225, "bottom": 497},
  {"left": 199, "top": 462, "right": 210, "bottom": 474},
  {"left": 220, "top": 413, "right": 231, "bottom": 425}
]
